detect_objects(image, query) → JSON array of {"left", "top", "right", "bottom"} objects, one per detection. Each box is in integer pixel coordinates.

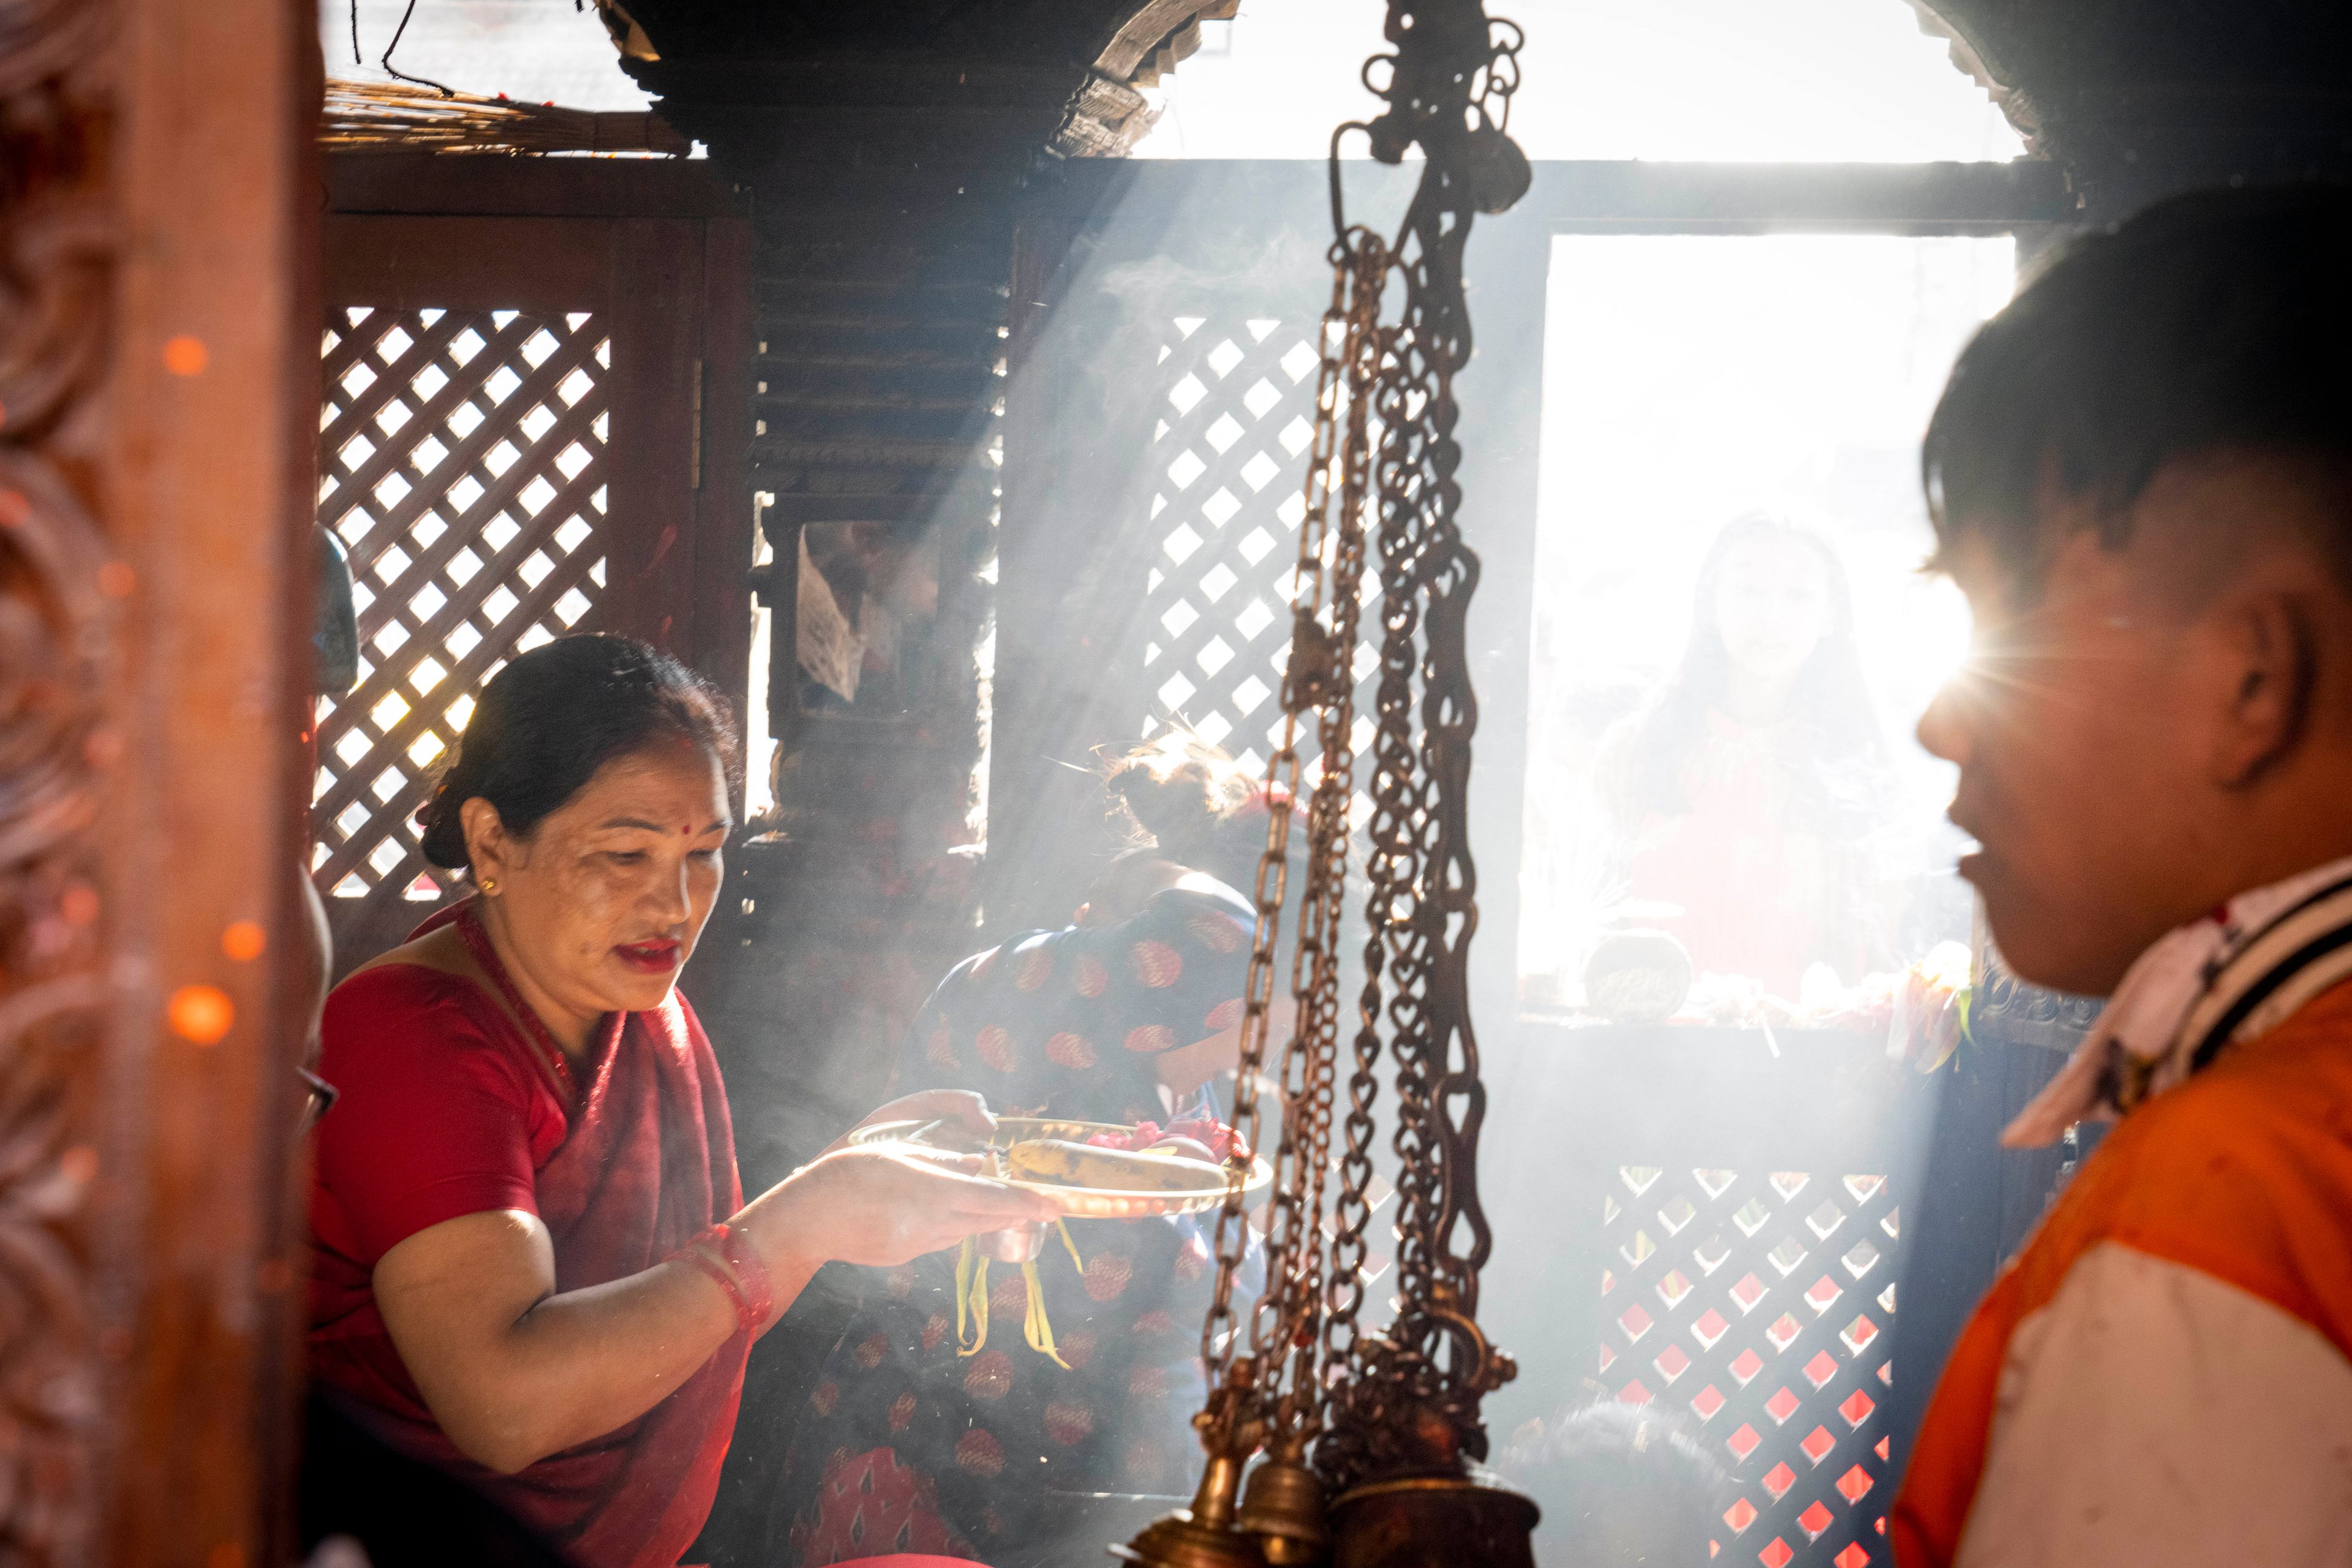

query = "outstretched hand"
[
  {"left": 821, "top": 1088, "right": 997, "bottom": 1157},
  {"left": 750, "top": 1144, "right": 1059, "bottom": 1270}
]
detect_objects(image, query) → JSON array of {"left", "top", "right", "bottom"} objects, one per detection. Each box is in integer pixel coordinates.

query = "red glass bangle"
[
  {"left": 676, "top": 1222, "right": 776, "bottom": 1334},
  {"left": 677, "top": 1241, "right": 756, "bottom": 1333},
  {"left": 706, "top": 1221, "right": 777, "bottom": 1329}
]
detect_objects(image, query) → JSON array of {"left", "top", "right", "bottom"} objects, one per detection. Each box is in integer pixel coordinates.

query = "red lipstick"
[{"left": 614, "top": 937, "right": 682, "bottom": 975}]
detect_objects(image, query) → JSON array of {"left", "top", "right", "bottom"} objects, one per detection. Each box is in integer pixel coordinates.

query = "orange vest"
[{"left": 1891, "top": 982, "right": 2352, "bottom": 1566}]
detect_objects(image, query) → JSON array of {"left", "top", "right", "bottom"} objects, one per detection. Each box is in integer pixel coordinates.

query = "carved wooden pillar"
[{"left": 1, "top": 0, "right": 317, "bottom": 1562}]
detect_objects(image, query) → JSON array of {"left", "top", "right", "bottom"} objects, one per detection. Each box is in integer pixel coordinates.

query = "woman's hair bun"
[{"left": 1103, "top": 733, "right": 1261, "bottom": 875}]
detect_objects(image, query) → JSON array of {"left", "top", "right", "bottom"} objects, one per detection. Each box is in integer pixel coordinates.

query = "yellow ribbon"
[
  {"left": 952, "top": 1223, "right": 1087, "bottom": 1366},
  {"left": 954, "top": 1236, "right": 988, "bottom": 1357}
]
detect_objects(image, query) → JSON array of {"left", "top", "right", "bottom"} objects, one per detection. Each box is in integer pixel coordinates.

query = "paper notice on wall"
[{"left": 797, "top": 530, "right": 864, "bottom": 703}]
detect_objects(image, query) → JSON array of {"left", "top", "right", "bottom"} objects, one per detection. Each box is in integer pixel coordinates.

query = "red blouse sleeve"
[{"left": 314, "top": 965, "right": 549, "bottom": 1264}]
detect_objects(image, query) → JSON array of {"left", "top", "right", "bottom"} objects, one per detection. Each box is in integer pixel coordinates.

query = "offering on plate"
[{"left": 850, "top": 1114, "right": 1268, "bottom": 1218}]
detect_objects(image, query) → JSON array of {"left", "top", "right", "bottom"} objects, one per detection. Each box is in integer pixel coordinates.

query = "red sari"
[{"left": 308, "top": 902, "right": 746, "bottom": 1568}]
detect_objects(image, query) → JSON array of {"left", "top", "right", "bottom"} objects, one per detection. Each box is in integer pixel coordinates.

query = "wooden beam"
[{"left": 106, "top": 0, "right": 318, "bottom": 1561}]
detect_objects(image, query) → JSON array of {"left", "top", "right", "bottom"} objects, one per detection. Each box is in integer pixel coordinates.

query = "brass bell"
[
  {"left": 1114, "top": 1449, "right": 1268, "bottom": 1568},
  {"left": 1235, "top": 1452, "right": 1329, "bottom": 1566},
  {"left": 1325, "top": 1470, "right": 1539, "bottom": 1568}
]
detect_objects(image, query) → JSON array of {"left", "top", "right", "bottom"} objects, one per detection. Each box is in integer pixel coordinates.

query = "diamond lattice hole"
[
  {"left": 1205, "top": 413, "right": 1243, "bottom": 453},
  {"left": 1196, "top": 637, "right": 1234, "bottom": 676},
  {"left": 1206, "top": 340, "right": 1244, "bottom": 377},
  {"left": 1163, "top": 523, "right": 1204, "bottom": 564},
  {"left": 1657, "top": 1194, "right": 1697, "bottom": 1235},
  {"left": 1770, "top": 1172, "right": 1810, "bottom": 1202},
  {"left": 1199, "top": 563, "right": 1238, "bottom": 602},
  {"left": 1768, "top": 1238, "right": 1809, "bottom": 1277},
  {"left": 1243, "top": 378, "right": 1282, "bottom": 418},
  {"left": 1280, "top": 341, "right": 1318, "bottom": 382},
  {"left": 1240, "top": 451, "right": 1283, "bottom": 491},
  {"left": 1733, "top": 1199, "right": 1772, "bottom": 1237},
  {"left": 1656, "top": 1269, "right": 1693, "bottom": 1310}
]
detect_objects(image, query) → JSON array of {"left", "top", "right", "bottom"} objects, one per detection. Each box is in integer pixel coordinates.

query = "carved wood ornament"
[
  {"left": 1, "top": 0, "right": 318, "bottom": 1561},
  {"left": 0, "top": 0, "right": 118, "bottom": 1557}
]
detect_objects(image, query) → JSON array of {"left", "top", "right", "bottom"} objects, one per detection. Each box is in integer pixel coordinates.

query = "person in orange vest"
[{"left": 1893, "top": 186, "right": 2352, "bottom": 1565}]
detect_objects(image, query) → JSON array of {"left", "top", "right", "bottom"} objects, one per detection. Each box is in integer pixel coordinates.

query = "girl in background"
[{"left": 1600, "top": 513, "right": 1900, "bottom": 993}]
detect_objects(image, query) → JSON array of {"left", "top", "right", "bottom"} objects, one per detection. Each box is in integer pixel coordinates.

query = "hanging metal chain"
[
  {"left": 1250, "top": 236, "right": 1387, "bottom": 1450},
  {"left": 1197, "top": 238, "right": 1371, "bottom": 1395},
  {"left": 1161, "top": 0, "right": 1529, "bottom": 1545},
  {"left": 1313, "top": 0, "right": 1528, "bottom": 1496}
]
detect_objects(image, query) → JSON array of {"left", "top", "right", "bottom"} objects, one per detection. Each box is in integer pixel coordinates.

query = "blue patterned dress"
[{"left": 779, "top": 883, "right": 1264, "bottom": 1565}]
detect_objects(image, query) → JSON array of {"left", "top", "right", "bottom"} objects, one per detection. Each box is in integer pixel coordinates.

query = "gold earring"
[{"left": 480, "top": 877, "right": 499, "bottom": 895}]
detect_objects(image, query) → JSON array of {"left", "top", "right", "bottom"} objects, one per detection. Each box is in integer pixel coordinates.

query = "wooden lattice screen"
[
  {"left": 311, "top": 306, "right": 612, "bottom": 919},
  {"left": 1137, "top": 313, "right": 1378, "bottom": 805},
  {"left": 1601, "top": 1162, "right": 1902, "bottom": 1568}
]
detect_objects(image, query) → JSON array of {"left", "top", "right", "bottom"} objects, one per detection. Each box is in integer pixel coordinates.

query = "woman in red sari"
[{"left": 306, "top": 635, "right": 1053, "bottom": 1568}]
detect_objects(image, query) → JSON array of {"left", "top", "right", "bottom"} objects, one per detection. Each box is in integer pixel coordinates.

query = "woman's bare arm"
[{"left": 374, "top": 1144, "right": 1058, "bottom": 1474}]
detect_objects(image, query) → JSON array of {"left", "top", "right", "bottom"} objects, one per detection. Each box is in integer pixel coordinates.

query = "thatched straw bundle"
[{"left": 321, "top": 78, "right": 689, "bottom": 157}]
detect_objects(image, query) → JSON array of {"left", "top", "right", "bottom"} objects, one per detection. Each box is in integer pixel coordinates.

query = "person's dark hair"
[
  {"left": 1102, "top": 733, "right": 1272, "bottom": 894},
  {"left": 416, "top": 635, "right": 740, "bottom": 871},
  {"left": 1612, "top": 513, "right": 1888, "bottom": 828},
  {"left": 1924, "top": 184, "right": 2352, "bottom": 589},
  {"left": 1501, "top": 1401, "right": 1731, "bottom": 1568}
]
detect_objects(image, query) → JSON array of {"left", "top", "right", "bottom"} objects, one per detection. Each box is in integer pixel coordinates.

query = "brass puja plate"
[{"left": 848, "top": 1117, "right": 1272, "bottom": 1219}]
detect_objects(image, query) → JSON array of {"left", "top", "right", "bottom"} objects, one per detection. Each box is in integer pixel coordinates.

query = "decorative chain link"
[{"left": 1186, "top": 0, "right": 1528, "bottom": 1502}]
